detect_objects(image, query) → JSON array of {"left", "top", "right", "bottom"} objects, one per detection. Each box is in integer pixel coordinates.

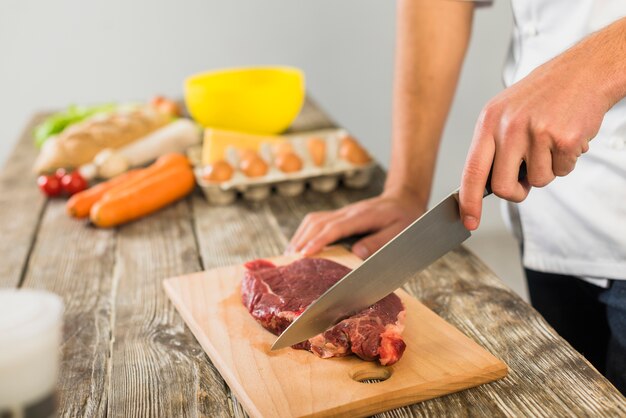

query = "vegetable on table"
[
  {"left": 90, "top": 160, "right": 195, "bottom": 228},
  {"left": 100, "top": 153, "right": 188, "bottom": 198},
  {"left": 66, "top": 169, "right": 141, "bottom": 218},
  {"left": 37, "top": 169, "right": 88, "bottom": 198},
  {"left": 54, "top": 168, "right": 67, "bottom": 181},
  {"left": 60, "top": 171, "right": 88, "bottom": 196},
  {"left": 150, "top": 96, "right": 182, "bottom": 118},
  {"left": 37, "top": 175, "right": 62, "bottom": 197},
  {"left": 65, "top": 153, "right": 193, "bottom": 224},
  {"left": 78, "top": 153, "right": 194, "bottom": 227}
]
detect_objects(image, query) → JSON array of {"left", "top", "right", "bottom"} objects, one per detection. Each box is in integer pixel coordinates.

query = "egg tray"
[{"left": 189, "top": 129, "right": 376, "bottom": 205}]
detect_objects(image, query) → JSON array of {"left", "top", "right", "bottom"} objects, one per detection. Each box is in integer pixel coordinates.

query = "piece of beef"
[{"left": 241, "top": 258, "right": 406, "bottom": 366}]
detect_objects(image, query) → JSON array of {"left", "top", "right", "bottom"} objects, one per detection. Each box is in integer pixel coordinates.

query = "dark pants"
[{"left": 526, "top": 269, "right": 626, "bottom": 394}]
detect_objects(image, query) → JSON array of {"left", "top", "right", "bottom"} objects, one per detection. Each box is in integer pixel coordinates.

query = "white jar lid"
[
  {"left": 0, "top": 289, "right": 64, "bottom": 407},
  {"left": 0, "top": 289, "right": 63, "bottom": 344}
]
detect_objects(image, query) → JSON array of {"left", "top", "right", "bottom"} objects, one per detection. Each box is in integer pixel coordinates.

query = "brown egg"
[
  {"left": 273, "top": 141, "right": 294, "bottom": 155},
  {"left": 339, "top": 135, "right": 371, "bottom": 165},
  {"left": 203, "top": 160, "right": 234, "bottom": 182},
  {"left": 238, "top": 149, "right": 258, "bottom": 161},
  {"left": 306, "top": 137, "right": 326, "bottom": 167},
  {"left": 240, "top": 152, "right": 269, "bottom": 177},
  {"left": 275, "top": 151, "right": 303, "bottom": 173}
]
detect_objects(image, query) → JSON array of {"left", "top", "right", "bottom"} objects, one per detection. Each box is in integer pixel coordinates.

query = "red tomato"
[
  {"left": 54, "top": 168, "right": 67, "bottom": 181},
  {"left": 150, "top": 95, "right": 166, "bottom": 107},
  {"left": 150, "top": 95, "right": 181, "bottom": 117},
  {"left": 61, "top": 171, "right": 88, "bottom": 196},
  {"left": 37, "top": 175, "right": 62, "bottom": 197}
]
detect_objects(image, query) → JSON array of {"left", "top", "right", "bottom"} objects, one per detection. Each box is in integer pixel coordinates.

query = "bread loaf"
[{"left": 33, "top": 107, "right": 169, "bottom": 174}]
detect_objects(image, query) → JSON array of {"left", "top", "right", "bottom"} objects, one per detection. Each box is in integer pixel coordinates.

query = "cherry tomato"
[
  {"left": 150, "top": 95, "right": 165, "bottom": 107},
  {"left": 61, "top": 171, "right": 88, "bottom": 196},
  {"left": 54, "top": 168, "right": 67, "bottom": 181},
  {"left": 37, "top": 175, "right": 62, "bottom": 197},
  {"left": 150, "top": 95, "right": 181, "bottom": 117}
]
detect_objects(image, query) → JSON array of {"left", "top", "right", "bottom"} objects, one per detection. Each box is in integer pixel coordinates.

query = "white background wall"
[{"left": 0, "top": 0, "right": 524, "bottom": 295}]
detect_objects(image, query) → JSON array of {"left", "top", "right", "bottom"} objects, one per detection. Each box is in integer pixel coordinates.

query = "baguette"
[{"left": 33, "top": 107, "right": 170, "bottom": 174}]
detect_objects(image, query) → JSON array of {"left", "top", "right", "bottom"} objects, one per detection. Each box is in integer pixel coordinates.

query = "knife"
[{"left": 271, "top": 163, "right": 527, "bottom": 350}]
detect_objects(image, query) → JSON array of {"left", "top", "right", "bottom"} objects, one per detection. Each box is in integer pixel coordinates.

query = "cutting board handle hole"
[{"left": 350, "top": 366, "right": 391, "bottom": 383}]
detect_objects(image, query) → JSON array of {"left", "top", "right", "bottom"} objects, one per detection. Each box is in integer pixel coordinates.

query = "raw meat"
[{"left": 241, "top": 258, "right": 406, "bottom": 366}]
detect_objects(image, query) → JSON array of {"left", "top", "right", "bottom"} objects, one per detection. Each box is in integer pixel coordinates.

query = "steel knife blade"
[{"left": 271, "top": 190, "right": 471, "bottom": 350}]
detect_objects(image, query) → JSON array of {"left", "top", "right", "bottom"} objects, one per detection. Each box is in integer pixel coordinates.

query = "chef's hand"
[
  {"left": 459, "top": 35, "right": 615, "bottom": 231},
  {"left": 287, "top": 189, "right": 426, "bottom": 259}
]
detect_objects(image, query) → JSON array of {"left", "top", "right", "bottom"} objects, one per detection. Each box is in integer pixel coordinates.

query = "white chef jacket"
[{"left": 467, "top": 0, "right": 626, "bottom": 283}]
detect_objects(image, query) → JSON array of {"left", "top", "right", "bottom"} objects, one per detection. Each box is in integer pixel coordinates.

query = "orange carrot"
[
  {"left": 66, "top": 169, "right": 143, "bottom": 218},
  {"left": 100, "top": 153, "right": 190, "bottom": 201},
  {"left": 90, "top": 164, "right": 195, "bottom": 228},
  {"left": 152, "top": 152, "right": 189, "bottom": 168}
]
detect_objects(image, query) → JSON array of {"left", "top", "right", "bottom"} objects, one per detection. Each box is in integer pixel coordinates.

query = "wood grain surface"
[
  {"left": 1, "top": 98, "right": 625, "bottom": 417},
  {"left": 164, "top": 246, "right": 508, "bottom": 418},
  {"left": 0, "top": 114, "right": 47, "bottom": 287}
]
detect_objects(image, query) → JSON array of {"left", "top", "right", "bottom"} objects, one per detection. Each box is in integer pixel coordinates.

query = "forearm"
[
  {"left": 575, "top": 17, "right": 626, "bottom": 109},
  {"left": 385, "top": 0, "right": 474, "bottom": 207}
]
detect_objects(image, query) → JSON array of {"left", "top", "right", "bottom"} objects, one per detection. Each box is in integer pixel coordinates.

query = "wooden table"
[{"left": 2, "top": 99, "right": 625, "bottom": 417}]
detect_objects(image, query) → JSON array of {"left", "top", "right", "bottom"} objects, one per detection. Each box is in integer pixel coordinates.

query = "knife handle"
[{"left": 483, "top": 161, "right": 527, "bottom": 197}]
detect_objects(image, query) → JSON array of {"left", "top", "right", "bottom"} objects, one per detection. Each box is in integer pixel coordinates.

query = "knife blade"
[
  {"left": 271, "top": 162, "right": 527, "bottom": 351},
  {"left": 271, "top": 190, "right": 470, "bottom": 350}
]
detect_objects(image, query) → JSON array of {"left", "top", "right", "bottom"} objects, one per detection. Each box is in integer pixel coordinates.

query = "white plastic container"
[{"left": 0, "top": 290, "right": 64, "bottom": 417}]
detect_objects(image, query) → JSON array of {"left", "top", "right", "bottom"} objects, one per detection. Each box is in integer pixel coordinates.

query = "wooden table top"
[{"left": 1, "top": 99, "right": 625, "bottom": 417}]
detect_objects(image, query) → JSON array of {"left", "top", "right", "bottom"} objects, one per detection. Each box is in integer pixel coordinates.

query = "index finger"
[{"left": 459, "top": 132, "right": 495, "bottom": 231}]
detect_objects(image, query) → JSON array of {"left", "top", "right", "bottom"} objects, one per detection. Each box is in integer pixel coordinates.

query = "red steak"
[{"left": 241, "top": 258, "right": 406, "bottom": 365}]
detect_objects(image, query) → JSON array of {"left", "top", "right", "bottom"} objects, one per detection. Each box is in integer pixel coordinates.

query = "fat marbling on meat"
[{"left": 241, "top": 257, "right": 406, "bottom": 366}]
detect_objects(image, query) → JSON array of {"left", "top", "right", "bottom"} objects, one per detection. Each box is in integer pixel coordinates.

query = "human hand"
[
  {"left": 459, "top": 45, "right": 612, "bottom": 231},
  {"left": 287, "top": 189, "right": 426, "bottom": 259}
]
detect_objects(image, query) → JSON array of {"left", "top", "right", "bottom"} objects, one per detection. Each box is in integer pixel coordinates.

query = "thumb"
[{"left": 352, "top": 224, "right": 404, "bottom": 260}]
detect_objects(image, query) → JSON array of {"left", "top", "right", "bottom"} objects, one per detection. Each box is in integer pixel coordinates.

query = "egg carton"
[{"left": 189, "top": 129, "right": 376, "bottom": 205}]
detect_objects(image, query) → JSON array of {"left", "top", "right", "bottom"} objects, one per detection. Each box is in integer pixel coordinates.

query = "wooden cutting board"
[{"left": 163, "top": 246, "right": 507, "bottom": 418}]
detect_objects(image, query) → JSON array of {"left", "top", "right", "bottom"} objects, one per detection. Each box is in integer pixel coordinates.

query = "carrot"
[
  {"left": 66, "top": 154, "right": 187, "bottom": 218},
  {"left": 90, "top": 164, "right": 195, "bottom": 228},
  {"left": 66, "top": 169, "right": 143, "bottom": 218},
  {"left": 151, "top": 152, "right": 189, "bottom": 169},
  {"left": 100, "top": 153, "right": 190, "bottom": 201}
]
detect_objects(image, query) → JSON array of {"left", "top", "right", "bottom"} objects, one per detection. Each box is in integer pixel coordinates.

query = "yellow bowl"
[{"left": 184, "top": 66, "right": 305, "bottom": 134}]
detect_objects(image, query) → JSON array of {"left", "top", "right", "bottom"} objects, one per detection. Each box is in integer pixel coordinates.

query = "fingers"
[
  {"left": 490, "top": 132, "right": 529, "bottom": 203},
  {"left": 288, "top": 190, "right": 427, "bottom": 257},
  {"left": 528, "top": 131, "right": 582, "bottom": 184},
  {"left": 352, "top": 221, "right": 408, "bottom": 260},
  {"left": 288, "top": 210, "right": 343, "bottom": 254},
  {"left": 551, "top": 145, "right": 579, "bottom": 177},
  {"left": 459, "top": 130, "right": 495, "bottom": 231},
  {"left": 299, "top": 206, "right": 395, "bottom": 256},
  {"left": 298, "top": 213, "right": 353, "bottom": 256},
  {"left": 526, "top": 136, "right": 555, "bottom": 187},
  {"left": 288, "top": 196, "right": 411, "bottom": 256}
]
